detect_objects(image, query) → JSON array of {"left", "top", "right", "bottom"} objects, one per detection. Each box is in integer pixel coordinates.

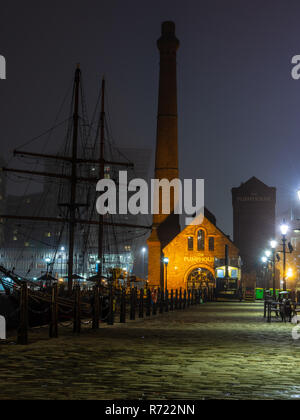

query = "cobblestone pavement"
[{"left": 1, "top": 301, "right": 300, "bottom": 400}]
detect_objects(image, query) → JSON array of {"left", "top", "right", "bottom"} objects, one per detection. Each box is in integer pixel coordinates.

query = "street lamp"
[
  {"left": 270, "top": 240, "right": 277, "bottom": 299},
  {"left": 280, "top": 222, "right": 289, "bottom": 291},
  {"left": 163, "top": 257, "right": 169, "bottom": 291}
]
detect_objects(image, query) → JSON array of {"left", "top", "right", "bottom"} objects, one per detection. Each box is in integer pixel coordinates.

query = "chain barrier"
[
  {"left": 28, "top": 306, "right": 49, "bottom": 315},
  {"left": 58, "top": 306, "right": 73, "bottom": 314}
]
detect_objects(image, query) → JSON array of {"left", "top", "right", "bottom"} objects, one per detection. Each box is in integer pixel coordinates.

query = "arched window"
[{"left": 197, "top": 229, "right": 205, "bottom": 251}]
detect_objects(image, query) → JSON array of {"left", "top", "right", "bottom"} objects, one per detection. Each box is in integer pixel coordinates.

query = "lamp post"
[
  {"left": 270, "top": 240, "right": 277, "bottom": 299},
  {"left": 261, "top": 255, "right": 268, "bottom": 289},
  {"left": 142, "top": 247, "right": 146, "bottom": 279},
  {"left": 163, "top": 257, "right": 169, "bottom": 291},
  {"left": 261, "top": 250, "right": 272, "bottom": 290},
  {"left": 280, "top": 223, "right": 289, "bottom": 291}
]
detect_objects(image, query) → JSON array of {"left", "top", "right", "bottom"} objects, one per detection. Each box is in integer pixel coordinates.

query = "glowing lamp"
[{"left": 280, "top": 224, "right": 289, "bottom": 236}]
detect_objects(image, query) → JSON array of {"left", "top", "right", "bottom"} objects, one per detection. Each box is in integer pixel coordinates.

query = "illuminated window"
[
  {"left": 197, "top": 230, "right": 205, "bottom": 251},
  {"left": 45, "top": 232, "right": 51, "bottom": 237},
  {"left": 187, "top": 236, "right": 193, "bottom": 251},
  {"left": 209, "top": 237, "right": 214, "bottom": 251}
]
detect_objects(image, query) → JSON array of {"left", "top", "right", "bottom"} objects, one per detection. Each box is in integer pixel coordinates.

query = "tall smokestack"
[{"left": 147, "top": 22, "right": 181, "bottom": 288}]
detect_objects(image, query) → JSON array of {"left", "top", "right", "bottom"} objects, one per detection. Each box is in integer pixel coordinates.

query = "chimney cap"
[{"left": 161, "top": 21, "right": 175, "bottom": 35}]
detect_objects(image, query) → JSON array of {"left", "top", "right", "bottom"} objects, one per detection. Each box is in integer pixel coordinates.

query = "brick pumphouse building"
[
  {"left": 162, "top": 209, "right": 240, "bottom": 291},
  {"left": 147, "top": 22, "right": 240, "bottom": 291}
]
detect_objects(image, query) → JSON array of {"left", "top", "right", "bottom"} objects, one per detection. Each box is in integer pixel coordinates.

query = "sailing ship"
[{"left": 0, "top": 66, "right": 151, "bottom": 322}]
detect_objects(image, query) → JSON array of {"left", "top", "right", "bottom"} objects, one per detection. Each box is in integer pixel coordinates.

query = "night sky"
[{"left": 1, "top": 0, "right": 300, "bottom": 237}]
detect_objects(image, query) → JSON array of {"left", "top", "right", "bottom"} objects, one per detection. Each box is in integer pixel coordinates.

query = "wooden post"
[
  {"left": 165, "top": 289, "right": 169, "bottom": 312},
  {"left": 130, "top": 288, "right": 136, "bottom": 320},
  {"left": 49, "top": 283, "right": 58, "bottom": 338},
  {"left": 120, "top": 287, "right": 126, "bottom": 323},
  {"left": 92, "top": 284, "right": 100, "bottom": 329},
  {"left": 17, "top": 282, "right": 28, "bottom": 345},
  {"left": 183, "top": 289, "right": 186, "bottom": 309},
  {"left": 170, "top": 289, "right": 174, "bottom": 311},
  {"left": 107, "top": 283, "right": 114, "bottom": 325},
  {"left": 187, "top": 289, "right": 191, "bottom": 307},
  {"left": 159, "top": 288, "right": 164, "bottom": 314},
  {"left": 139, "top": 288, "right": 144, "bottom": 318},
  {"left": 73, "top": 285, "right": 81, "bottom": 334},
  {"left": 179, "top": 288, "right": 182, "bottom": 309},
  {"left": 152, "top": 290, "right": 157, "bottom": 315},
  {"left": 146, "top": 289, "right": 151, "bottom": 316},
  {"left": 267, "top": 301, "right": 271, "bottom": 323},
  {"left": 175, "top": 289, "right": 178, "bottom": 310}
]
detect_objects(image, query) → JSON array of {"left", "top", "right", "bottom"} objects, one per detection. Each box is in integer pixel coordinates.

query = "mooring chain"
[{"left": 28, "top": 306, "right": 50, "bottom": 315}]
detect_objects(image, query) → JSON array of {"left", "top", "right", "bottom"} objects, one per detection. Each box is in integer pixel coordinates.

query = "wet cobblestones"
[{"left": 1, "top": 302, "right": 300, "bottom": 399}]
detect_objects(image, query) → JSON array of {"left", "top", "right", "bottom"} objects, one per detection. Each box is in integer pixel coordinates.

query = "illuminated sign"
[{"left": 184, "top": 256, "right": 214, "bottom": 264}]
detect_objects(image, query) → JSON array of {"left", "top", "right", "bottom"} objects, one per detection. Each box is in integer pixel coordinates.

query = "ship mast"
[
  {"left": 97, "top": 78, "right": 105, "bottom": 283},
  {"left": 68, "top": 64, "right": 81, "bottom": 293},
  {"left": 1, "top": 67, "right": 151, "bottom": 294}
]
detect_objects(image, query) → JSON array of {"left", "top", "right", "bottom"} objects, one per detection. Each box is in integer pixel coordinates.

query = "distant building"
[{"left": 232, "top": 177, "right": 276, "bottom": 286}]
